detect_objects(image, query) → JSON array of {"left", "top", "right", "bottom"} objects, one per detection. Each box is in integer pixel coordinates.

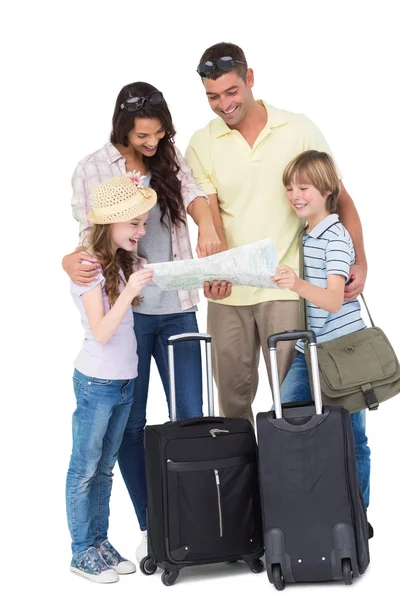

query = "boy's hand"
[
  {"left": 62, "top": 251, "right": 100, "bottom": 285},
  {"left": 127, "top": 269, "right": 153, "bottom": 297},
  {"left": 272, "top": 265, "right": 299, "bottom": 291}
]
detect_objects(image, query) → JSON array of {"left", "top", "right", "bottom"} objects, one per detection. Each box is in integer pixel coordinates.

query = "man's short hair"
[{"left": 199, "top": 42, "right": 248, "bottom": 81}]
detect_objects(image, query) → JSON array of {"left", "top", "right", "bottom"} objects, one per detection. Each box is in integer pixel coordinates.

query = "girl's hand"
[
  {"left": 196, "top": 224, "right": 221, "bottom": 258},
  {"left": 127, "top": 268, "right": 153, "bottom": 297},
  {"left": 272, "top": 265, "right": 299, "bottom": 291}
]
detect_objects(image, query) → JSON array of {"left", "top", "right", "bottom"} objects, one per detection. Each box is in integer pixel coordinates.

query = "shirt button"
[{"left": 174, "top": 254, "right": 177, "bottom": 258}]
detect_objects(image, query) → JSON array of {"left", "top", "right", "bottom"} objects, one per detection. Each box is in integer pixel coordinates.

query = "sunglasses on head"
[
  {"left": 196, "top": 56, "right": 247, "bottom": 78},
  {"left": 120, "top": 90, "right": 164, "bottom": 112}
]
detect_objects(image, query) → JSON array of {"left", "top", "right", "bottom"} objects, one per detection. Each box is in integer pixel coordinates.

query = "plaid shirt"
[{"left": 71, "top": 142, "right": 205, "bottom": 310}]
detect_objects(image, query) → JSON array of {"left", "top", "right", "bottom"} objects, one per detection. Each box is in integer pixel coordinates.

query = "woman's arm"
[
  {"left": 63, "top": 249, "right": 100, "bottom": 285},
  {"left": 71, "top": 162, "right": 94, "bottom": 245},
  {"left": 272, "top": 266, "right": 345, "bottom": 314},
  {"left": 82, "top": 269, "right": 153, "bottom": 344},
  {"left": 64, "top": 163, "right": 100, "bottom": 283}
]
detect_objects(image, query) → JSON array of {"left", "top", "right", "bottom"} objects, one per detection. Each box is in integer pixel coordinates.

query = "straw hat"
[{"left": 88, "top": 174, "right": 157, "bottom": 224}]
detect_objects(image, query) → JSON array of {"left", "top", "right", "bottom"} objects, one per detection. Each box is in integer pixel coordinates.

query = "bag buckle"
[{"left": 361, "top": 384, "right": 379, "bottom": 410}]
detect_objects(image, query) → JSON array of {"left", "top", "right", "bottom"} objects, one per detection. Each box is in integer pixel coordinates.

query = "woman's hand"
[
  {"left": 62, "top": 250, "right": 100, "bottom": 285},
  {"left": 271, "top": 265, "right": 299, "bottom": 291},
  {"left": 196, "top": 224, "right": 221, "bottom": 258},
  {"left": 127, "top": 268, "right": 153, "bottom": 297}
]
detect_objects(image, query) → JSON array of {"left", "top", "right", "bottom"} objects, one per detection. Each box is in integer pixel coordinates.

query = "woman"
[{"left": 63, "top": 81, "right": 229, "bottom": 562}]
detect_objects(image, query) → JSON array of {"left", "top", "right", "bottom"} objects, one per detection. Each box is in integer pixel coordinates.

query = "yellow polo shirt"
[{"left": 185, "top": 101, "right": 339, "bottom": 306}]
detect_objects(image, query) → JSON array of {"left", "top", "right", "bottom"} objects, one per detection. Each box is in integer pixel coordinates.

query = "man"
[{"left": 186, "top": 42, "right": 367, "bottom": 421}]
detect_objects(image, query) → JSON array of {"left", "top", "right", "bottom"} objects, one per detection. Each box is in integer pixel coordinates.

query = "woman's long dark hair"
[{"left": 110, "top": 82, "right": 185, "bottom": 227}]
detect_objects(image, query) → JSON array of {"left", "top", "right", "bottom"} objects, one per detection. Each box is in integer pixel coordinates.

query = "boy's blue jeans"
[
  {"left": 118, "top": 312, "right": 203, "bottom": 531},
  {"left": 66, "top": 369, "right": 134, "bottom": 554},
  {"left": 280, "top": 352, "right": 371, "bottom": 508}
]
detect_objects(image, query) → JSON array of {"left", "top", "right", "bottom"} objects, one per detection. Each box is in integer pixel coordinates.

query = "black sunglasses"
[
  {"left": 196, "top": 56, "right": 247, "bottom": 78},
  {"left": 120, "top": 90, "right": 164, "bottom": 112}
]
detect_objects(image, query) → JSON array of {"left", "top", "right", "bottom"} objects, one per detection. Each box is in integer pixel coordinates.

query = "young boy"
[{"left": 272, "top": 150, "right": 371, "bottom": 510}]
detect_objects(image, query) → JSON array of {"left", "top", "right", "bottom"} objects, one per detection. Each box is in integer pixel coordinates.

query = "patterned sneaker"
[
  {"left": 135, "top": 531, "right": 148, "bottom": 563},
  {"left": 98, "top": 539, "right": 136, "bottom": 575},
  {"left": 70, "top": 547, "right": 119, "bottom": 583}
]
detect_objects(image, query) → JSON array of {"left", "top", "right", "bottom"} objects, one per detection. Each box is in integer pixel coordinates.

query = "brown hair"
[
  {"left": 199, "top": 42, "right": 248, "bottom": 81},
  {"left": 282, "top": 150, "right": 340, "bottom": 212},
  {"left": 88, "top": 224, "right": 140, "bottom": 307},
  {"left": 110, "top": 81, "right": 185, "bottom": 227}
]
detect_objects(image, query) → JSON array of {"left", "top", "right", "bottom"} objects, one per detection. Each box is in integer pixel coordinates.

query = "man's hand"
[
  {"left": 62, "top": 251, "right": 100, "bottom": 285},
  {"left": 344, "top": 263, "right": 367, "bottom": 300},
  {"left": 196, "top": 224, "right": 221, "bottom": 258},
  {"left": 203, "top": 280, "right": 232, "bottom": 300}
]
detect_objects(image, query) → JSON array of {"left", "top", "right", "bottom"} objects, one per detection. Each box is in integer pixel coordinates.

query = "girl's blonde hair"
[
  {"left": 88, "top": 224, "right": 141, "bottom": 307},
  {"left": 282, "top": 150, "right": 340, "bottom": 213}
]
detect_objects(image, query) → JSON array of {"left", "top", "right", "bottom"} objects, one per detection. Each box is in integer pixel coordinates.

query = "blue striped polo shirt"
[{"left": 296, "top": 213, "right": 366, "bottom": 352}]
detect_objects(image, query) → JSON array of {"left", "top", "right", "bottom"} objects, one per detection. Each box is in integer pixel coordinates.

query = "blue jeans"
[
  {"left": 118, "top": 312, "right": 203, "bottom": 530},
  {"left": 66, "top": 369, "right": 134, "bottom": 554},
  {"left": 280, "top": 352, "right": 371, "bottom": 508}
]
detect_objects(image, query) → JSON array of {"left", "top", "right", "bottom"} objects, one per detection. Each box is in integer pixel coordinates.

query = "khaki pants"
[{"left": 207, "top": 300, "right": 299, "bottom": 422}]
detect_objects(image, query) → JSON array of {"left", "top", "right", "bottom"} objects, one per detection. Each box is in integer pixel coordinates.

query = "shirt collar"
[
  {"left": 306, "top": 213, "right": 340, "bottom": 239},
  {"left": 103, "top": 141, "right": 124, "bottom": 165},
  {"left": 213, "top": 101, "right": 288, "bottom": 138}
]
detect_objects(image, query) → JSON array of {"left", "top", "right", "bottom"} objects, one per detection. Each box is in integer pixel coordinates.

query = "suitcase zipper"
[
  {"left": 209, "top": 428, "right": 229, "bottom": 437},
  {"left": 214, "top": 469, "right": 223, "bottom": 537}
]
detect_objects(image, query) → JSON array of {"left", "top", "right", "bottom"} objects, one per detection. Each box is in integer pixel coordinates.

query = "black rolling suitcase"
[
  {"left": 140, "top": 333, "right": 264, "bottom": 586},
  {"left": 257, "top": 330, "right": 370, "bottom": 590}
]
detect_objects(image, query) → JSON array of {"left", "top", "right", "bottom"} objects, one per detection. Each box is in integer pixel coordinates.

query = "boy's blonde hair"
[{"left": 282, "top": 150, "right": 340, "bottom": 213}]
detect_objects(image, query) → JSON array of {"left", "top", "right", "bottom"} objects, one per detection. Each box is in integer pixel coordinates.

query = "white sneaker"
[{"left": 136, "top": 531, "right": 148, "bottom": 563}]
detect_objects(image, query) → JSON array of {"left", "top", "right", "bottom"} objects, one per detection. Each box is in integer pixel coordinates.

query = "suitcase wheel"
[
  {"left": 161, "top": 570, "right": 179, "bottom": 586},
  {"left": 248, "top": 558, "right": 264, "bottom": 574},
  {"left": 342, "top": 559, "right": 353, "bottom": 585},
  {"left": 271, "top": 564, "right": 285, "bottom": 591},
  {"left": 139, "top": 555, "right": 157, "bottom": 576}
]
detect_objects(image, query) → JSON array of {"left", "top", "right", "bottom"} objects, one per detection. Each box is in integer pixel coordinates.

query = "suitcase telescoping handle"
[
  {"left": 267, "top": 330, "right": 323, "bottom": 419},
  {"left": 167, "top": 333, "right": 214, "bottom": 422}
]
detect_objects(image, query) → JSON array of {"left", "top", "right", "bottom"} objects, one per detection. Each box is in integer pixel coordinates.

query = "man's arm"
[
  {"left": 185, "top": 141, "right": 229, "bottom": 253},
  {"left": 207, "top": 193, "right": 229, "bottom": 252},
  {"left": 187, "top": 197, "right": 221, "bottom": 257},
  {"left": 336, "top": 182, "right": 367, "bottom": 300}
]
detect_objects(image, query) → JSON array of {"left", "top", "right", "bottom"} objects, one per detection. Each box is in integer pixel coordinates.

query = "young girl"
[
  {"left": 62, "top": 81, "right": 230, "bottom": 561},
  {"left": 66, "top": 174, "right": 156, "bottom": 583},
  {"left": 272, "top": 150, "right": 371, "bottom": 510}
]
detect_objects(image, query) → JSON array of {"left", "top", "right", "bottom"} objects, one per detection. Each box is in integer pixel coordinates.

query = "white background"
[{"left": 2, "top": 1, "right": 399, "bottom": 598}]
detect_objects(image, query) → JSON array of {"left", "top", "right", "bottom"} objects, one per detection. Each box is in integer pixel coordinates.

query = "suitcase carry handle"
[
  {"left": 179, "top": 417, "right": 225, "bottom": 428},
  {"left": 168, "top": 333, "right": 212, "bottom": 344},
  {"left": 268, "top": 329, "right": 316, "bottom": 349},
  {"left": 268, "top": 329, "right": 322, "bottom": 419},
  {"left": 167, "top": 333, "right": 214, "bottom": 421}
]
